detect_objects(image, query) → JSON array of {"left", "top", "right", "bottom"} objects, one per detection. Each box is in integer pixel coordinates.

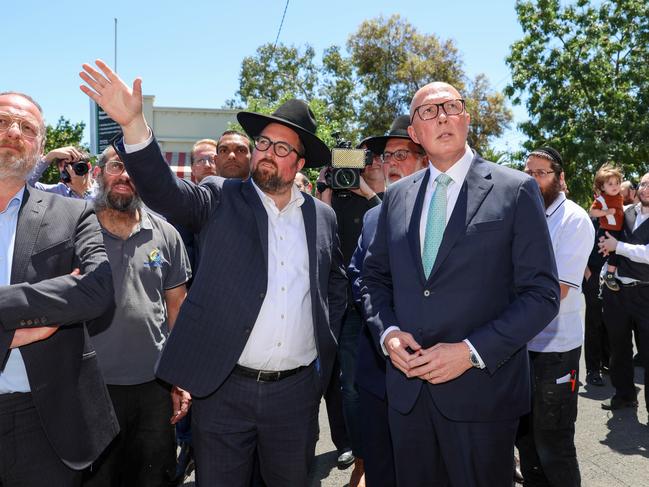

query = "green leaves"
[
  {"left": 507, "top": 0, "right": 649, "bottom": 205},
  {"left": 40, "top": 117, "right": 87, "bottom": 184}
]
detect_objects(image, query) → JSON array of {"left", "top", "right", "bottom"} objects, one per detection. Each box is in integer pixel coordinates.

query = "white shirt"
[
  {"left": 237, "top": 181, "right": 317, "bottom": 370},
  {"left": 528, "top": 192, "right": 594, "bottom": 352},
  {"left": 615, "top": 204, "right": 649, "bottom": 283},
  {"left": 125, "top": 133, "right": 317, "bottom": 371},
  {"left": 380, "top": 146, "right": 484, "bottom": 366}
]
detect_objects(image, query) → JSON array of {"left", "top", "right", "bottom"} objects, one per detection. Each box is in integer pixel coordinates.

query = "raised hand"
[{"left": 79, "top": 59, "right": 149, "bottom": 143}]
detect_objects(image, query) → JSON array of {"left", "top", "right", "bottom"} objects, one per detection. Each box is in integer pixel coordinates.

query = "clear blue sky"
[{"left": 2, "top": 0, "right": 525, "bottom": 153}]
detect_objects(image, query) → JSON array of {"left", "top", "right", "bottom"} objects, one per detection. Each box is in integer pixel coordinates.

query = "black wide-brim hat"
[
  {"left": 361, "top": 115, "right": 413, "bottom": 154},
  {"left": 237, "top": 99, "right": 331, "bottom": 168}
]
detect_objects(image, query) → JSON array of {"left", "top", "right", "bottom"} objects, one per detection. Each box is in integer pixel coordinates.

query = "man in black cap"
[{"left": 79, "top": 60, "right": 347, "bottom": 487}]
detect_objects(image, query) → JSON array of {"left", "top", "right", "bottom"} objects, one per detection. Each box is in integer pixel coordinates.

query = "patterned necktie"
[{"left": 422, "top": 173, "right": 453, "bottom": 278}]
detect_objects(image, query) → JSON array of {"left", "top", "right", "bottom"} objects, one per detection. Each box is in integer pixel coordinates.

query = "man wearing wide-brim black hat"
[{"left": 79, "top": 60, "right": 348, "bottom": 486}]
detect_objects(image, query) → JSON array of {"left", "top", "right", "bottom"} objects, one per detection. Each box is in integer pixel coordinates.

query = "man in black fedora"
[{"left": 79, "top": 60, "right": 348, "bottom": 487}]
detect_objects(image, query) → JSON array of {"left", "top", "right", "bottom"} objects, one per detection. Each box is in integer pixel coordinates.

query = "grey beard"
[
  {"left": 95, "top": 180, "right": 142, "bottom": 214},
  {"left": 0, "top": 154, "right": 38, "bottom": 181}
]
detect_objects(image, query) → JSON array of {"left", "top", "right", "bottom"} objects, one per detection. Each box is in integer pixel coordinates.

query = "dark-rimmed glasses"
[
  {"left": 411, "top": 99, "right": 465, "bottom": 123},
  {"left": 524, "top": 169, "right": 555, "bottom": 178},
  {"left": 381, "top": 149, "right": 423, "bottom": 163},
  {"left": 254, "top": 135, "right": 303, "bottom": 158},
  {"left": 193, "top": 155, "right": 216, "bottom": 166}
]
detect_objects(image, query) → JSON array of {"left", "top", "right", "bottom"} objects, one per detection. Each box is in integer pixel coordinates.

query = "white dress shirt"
[
  {"left": 528, "top": 192, "right": 594, "bottom": 352},
  {"left": 237, "top": 181, "right": 317, "bottom": 371},
  {"left": 615, "top": 204, "right": 649, "bottom": 284}
]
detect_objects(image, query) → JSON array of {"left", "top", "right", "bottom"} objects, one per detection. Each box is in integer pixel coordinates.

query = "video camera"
[{"left": 325, "top": 133, "right": 373, "bottom": 190}]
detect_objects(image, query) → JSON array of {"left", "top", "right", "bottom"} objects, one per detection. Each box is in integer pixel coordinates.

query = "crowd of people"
[{"left": 0, "top": 58, "right": 647, "bottom": 487}]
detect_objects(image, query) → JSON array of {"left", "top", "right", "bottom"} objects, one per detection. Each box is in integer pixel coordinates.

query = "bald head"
[{"left": 407, "top": 81, "right": 470, "bottom": 171}]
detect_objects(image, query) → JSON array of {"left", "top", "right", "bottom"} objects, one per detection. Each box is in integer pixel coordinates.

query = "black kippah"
[{"left": 532, "top": 146, "right": 563, "bottom": 167}]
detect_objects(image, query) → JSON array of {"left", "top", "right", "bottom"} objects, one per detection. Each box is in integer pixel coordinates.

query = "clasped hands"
[{"left": 384, "top": 330, "right": 472, "bottom": 384}]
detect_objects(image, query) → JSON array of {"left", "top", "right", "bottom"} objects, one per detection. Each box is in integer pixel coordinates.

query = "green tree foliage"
[
  {"left": 231, "top": 15, "right": 511, "bottom": 157},
  {"left": 506, "top": 0, "right": 649, "bottom": 205},
  {"left": 40, "top": 117, "right": 86, "bottom": 184}
]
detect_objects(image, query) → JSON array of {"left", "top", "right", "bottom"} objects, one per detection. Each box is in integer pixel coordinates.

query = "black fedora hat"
[
  {"left": 361, "top": 115, "right": 413, "bottom": 155},
  {"left": 237, "top": 99, "right": 331, "bottom": 168}
]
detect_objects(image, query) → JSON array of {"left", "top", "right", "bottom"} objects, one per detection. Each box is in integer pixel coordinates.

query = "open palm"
[{"left": 79, "top": 59, "right": 143, "bottom": 128}]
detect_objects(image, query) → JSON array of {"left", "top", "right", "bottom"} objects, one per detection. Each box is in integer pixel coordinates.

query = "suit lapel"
[
  {"left": 241, "top": 180, "right": 269, "bottom": 272},
  {"left": 406, "top": 170, "right": 430, "bottom": 284},
  {"left": 11, "top": 187, "right": 46, "bottom": 284},
  {"left": 300, "top": 195, "right": 317, "bottom": 285},
  {"left": 427, "top": 156, "right": 493, "bottom": 282},
  {"left": 625, "top": 206, "right": 638, "bottom": 234}
]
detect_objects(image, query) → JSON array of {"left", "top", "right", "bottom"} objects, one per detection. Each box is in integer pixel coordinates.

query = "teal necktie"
[{"left": 422, "top": 173, "right": 453, "bottom": 278}]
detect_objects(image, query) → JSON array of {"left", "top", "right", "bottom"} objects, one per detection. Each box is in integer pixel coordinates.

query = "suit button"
[
  {"left": 244, "top": 328, "right": 251, "bottom": 334},
  {"left": 259, "top": 293, "right": 265, "bottom": 299},
  {"left": 423, "top": 290, "right": 431, "bottom": 297}
]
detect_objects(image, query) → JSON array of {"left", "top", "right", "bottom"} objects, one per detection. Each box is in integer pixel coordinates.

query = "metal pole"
[{"left": 114, "top": 18, "right": 118, "bottom": 72}]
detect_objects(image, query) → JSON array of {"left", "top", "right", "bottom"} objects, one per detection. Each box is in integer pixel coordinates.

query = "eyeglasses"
[
  {"left": 524, "top": 169, "right": 555, "bottom": 178},
  {"left": 638, "top": 182, "right": 649, "bottom": 190},
  {"left": 411, "top": 99, "right": 465, "bottom": 123},
  {"left": 381, "top": 149, "right": 423, "bottom": 163},
  {"left": 104, "top": 159, "right": 126, "bottom": 176},
  {"left": 0, "top": 112, "right": 42, "bottom": 140},
  {"left": 193, "top": 155, "right": 216, "bottom": 166},
  {"left": 254, "top": 135, "right": 303, "bottom": 158}
]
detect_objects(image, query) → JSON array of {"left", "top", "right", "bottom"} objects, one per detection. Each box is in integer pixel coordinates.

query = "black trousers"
[
  {"left": 323, "top": 360, "right": 351, "bottom": 453},
  {"left": 192, "top": 364, "right": 320, "bottom": 487},
  {"left": 516, "top": 347, "right": 581, "bottom": 487},
  {"left": 603, "top": 284, "right": 649, "bottom": 406},
  {"left": 0, "top": 393, "right": 82, "bottom": 487},
  {"left": 582, "top": 274, "right": 609, "bottom": 372},
  {"left": 358, "top": 387, "right": 395, "bottom": 487},
  {"left": 389, "top": 386, "right": 518, "bottom": 487},
  {"left": 83, "top": 380, "right": 176, "bottom": 487}
]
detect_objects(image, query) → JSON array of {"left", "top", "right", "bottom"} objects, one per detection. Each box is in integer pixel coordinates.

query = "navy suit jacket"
[
  {"left": 362, "top": 155, "right": 560, "bottom": 420},
  {"left": 348, "top": 205, "right": 387, "bottom": 399},
  {"left": 118, "top": 139, "right": 347, "bottom": 397}
]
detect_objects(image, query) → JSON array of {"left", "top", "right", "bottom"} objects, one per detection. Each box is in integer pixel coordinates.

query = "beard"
[
  {"left": 252, "top": 158, "right": 294, "bottom": 194},
  {"left": 0, "top": 141, "right": 39, "bottom": 181},
  {"left": 94, "top": 176, "right": 142, "bottom": 213},
  {"left": 541, "top": 175, "right": 562, "bottom": 209}
]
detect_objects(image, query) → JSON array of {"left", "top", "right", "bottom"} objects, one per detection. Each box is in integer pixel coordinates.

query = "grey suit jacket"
[
  {"left": 0, "top": 186, "right": 118, "bottom": 467},
  {"left": 117, "top": 138, "right": 348, "bottom": 398}
]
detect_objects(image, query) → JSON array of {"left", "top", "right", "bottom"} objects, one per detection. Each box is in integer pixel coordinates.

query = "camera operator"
[
  {"left": 315, "top": 139, "right": 384, "bottom": 486},
  {"left": 28, "top": 145, "right": 96, "bottom": 199}
]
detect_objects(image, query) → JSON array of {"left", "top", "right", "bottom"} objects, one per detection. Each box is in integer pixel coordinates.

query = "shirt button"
[
  {"left": 281, "top": 261, "right": 284, "bottom": 266},
  {"left": 281, "top": 287, "right": 285, "bottom": 291},
  {"left": 280, "top": 236, "right": 284, "bottom": 240},
  {"left": 281, "top": 314, "right": 285, "bottom": 319},
  {"left": 277, "top": 342, "right": 282, "bottom": 347},
  {"left": 423, "top": 290, "right": 431, "bottom": 297}
]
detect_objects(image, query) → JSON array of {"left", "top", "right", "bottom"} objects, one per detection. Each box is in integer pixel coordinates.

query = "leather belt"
[
  {"left": 620, "top": 281, "right": 649, "bottom": 287},
  {"left": 233, "top": 364, "right": 309, "bottom": 382}
]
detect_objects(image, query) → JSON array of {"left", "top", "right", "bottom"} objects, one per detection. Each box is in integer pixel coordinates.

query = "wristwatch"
[{"left": 469, "top": 348, "right": 481, "bottom": 368}]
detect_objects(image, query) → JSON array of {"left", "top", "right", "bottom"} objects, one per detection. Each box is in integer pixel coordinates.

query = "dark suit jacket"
[
  {"left": 348, "top": 205, "right": 387, "bottom": 399},
  {"left": 0, "top": 187, "right": 118, "bottom": 467},
  {"left": 362, "top": 155, "right": 560, "bottom": 420},
  {"left": 117, "top": 139, "right": 347, "bottom": 397}
]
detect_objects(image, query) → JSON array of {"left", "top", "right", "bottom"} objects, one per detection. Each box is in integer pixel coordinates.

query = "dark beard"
[
  {"left": 95, "top": 178, "right": 142, "bottom": 213},
  {"left": 252, "top": 162, "right": 293, "bottom": 194},
  {"left": 541, "top": 176, "right": 562, "bottom": 209}
]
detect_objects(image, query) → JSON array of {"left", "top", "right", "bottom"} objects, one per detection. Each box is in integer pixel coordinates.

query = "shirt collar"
[
  {"left": 1, "top": 186, "right": 26, "bottom": 214},
  {"left": 545, "top": 191, "right": 567, "bottom": 218},
  {"left": 251, "top": 178, "right": 305, "bottom": 213},
  {"left": 427, "top": 145, "right": 473, "bottom": 188}
]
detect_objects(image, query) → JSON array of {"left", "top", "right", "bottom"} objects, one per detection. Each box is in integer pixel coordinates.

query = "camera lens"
[{"left": 71, "top": 162, "right": 90, "bottom": 176}]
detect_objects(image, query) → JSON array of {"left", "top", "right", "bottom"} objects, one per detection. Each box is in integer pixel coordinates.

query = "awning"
[{"left": 163, "top": 152, "right": 192, "bottom": 180}]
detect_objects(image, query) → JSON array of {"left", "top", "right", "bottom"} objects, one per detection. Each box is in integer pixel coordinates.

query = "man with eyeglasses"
[
  {"left": 361, "top": 82, "right": 560, "bottom": 485},
  {"left": 79, "top": 60, "right": 347, "bottom": 486},
  {"left": 346, "top": 114, "right": 427, "bottom": 487},
  {"left": 517, "top": 147, "right": 594, "bottom": 487},
  {"left": 599, "top": 173, "right": 649, "bottom": 413},
  {"left": 0, "top": 91, "right": 117, "bottom": 485},
  {"left": 189, "top": 138, "right": 218, "bottom": 183},
  {"left": 83, "top": 145, "right": 191, "bottom": 487}
]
